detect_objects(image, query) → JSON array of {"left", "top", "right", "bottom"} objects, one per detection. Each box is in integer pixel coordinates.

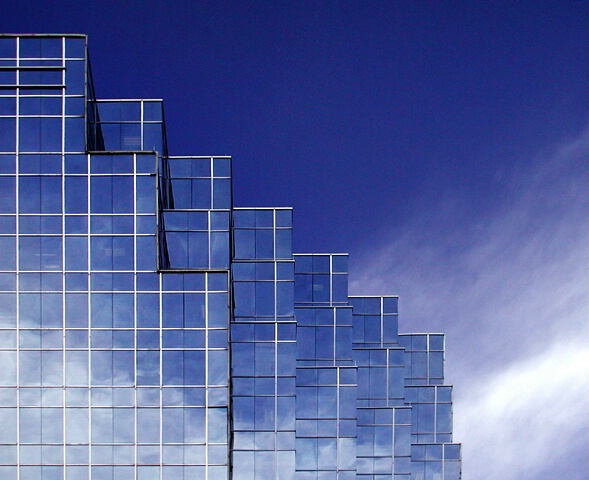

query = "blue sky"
[{"left": 3, "top": 1, "right": 588, "bottom": 478}]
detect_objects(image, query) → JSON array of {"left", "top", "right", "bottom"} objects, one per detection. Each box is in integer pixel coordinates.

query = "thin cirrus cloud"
[
  {"left": 456, "top": 339, "right": 588, "bottom": 480},
  {"left": 349, "top": 129, "right": 588, "bottom": 480}
]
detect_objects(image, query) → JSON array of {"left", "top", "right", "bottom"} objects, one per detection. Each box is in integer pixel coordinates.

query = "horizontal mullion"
[
  {"left": 0, "top": 66, "right": 65, "bottom": 71},
  {"left": 0, "top": 84, "right": 65, "bottom": 90}
]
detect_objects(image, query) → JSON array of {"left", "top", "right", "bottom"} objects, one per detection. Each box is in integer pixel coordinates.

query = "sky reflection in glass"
[{"left": 0, "top": 34, "right": 461, "bottom": 480}]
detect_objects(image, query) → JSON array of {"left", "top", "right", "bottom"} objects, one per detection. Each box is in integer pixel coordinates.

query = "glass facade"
[{"left": 0, "top": 34, "right": 461, "bottom": 479}]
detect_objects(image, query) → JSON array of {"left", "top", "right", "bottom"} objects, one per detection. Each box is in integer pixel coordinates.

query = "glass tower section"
[
  {"left": 294, "top": 254, "right": 356, "bottom": 480},
  {"left": 0, "top": 34, "right": 461, "bottom": 480},
  {"left": 231, "top": 208, "right": 296, "bottom": 479}
]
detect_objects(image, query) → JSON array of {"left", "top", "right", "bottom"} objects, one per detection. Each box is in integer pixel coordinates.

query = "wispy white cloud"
[
  {"left": 349, "top": 129, "right": 588, "bottom": 480},
  {"left": 455, "top": 340, "right": 589, "bottom": 480}
]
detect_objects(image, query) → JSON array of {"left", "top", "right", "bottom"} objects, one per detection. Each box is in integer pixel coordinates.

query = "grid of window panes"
[
  {"left": 294, "top": 254, "right": 353, "bottom": 367},
  {"left": 160, "top": 157, "right": 231, "bottom": 270},
  {"left": 350, "top": 299, "right": 461, "bottom": 479},
  {"left": 0, "top": 34, "right": 87, "bottom": 480},
  {"left": 0, "top": 33, "right": 463, "bottom": 480},
  {"left": 397, "top": 334, "right": 444, "bottom": 386},
  {"left": 293, "top": 255, "right": 357, "bottom": 480},
  {"left": 356, "top": 406, "right": 412, "bottom": 479},
  {"left": 0, "top": 35, "right": 87, "bottom": 159},
  {"left": 405, "top": 386, "right": 453, "bottom": 444},
  {"left": 295, "top": 367, "right": 357, "bottom": 480},
  {"left": 1, "top": 145, "right": 231, "bottom": 478},
  {"left": 231, "top": 208, "right": 296, "bottom": 480},
  {"left": 293, "top": 254, "right": 348, "bottom": 306},
  {"left": 351, "top": 297, "right": 410, "bottom": 480},
  {"left": 397, "top": 334, "right": 461, "bottom": 480},
  {"left": 92, "top": 100, "right": 166, "bottom": 154},
  {"left": 0, "top": 34, "right": 232, "bottom": 480},
  {"left": 410, "top": 443, "right": 461, "bottom": 480},
  {"left": 354, "top": 348, "right": 406, "bottom": 408},
  {"left": 349, "top": 298, "right": 401, "bottom": 392},
  {"left": 295, "top": 305, "right": 354, "bottom": 367},
  {"left": 350, "top": 296, "right": 399, "bottom": 347}
]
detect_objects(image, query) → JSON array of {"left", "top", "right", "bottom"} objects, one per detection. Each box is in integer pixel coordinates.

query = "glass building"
[{"left": 0, "top": 34, "right": 461, "bottom": 480}]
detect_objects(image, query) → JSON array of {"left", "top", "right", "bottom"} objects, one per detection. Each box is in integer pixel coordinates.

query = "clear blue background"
[{"left": 2, "top": 2, "right": 587, "bottom": 478}]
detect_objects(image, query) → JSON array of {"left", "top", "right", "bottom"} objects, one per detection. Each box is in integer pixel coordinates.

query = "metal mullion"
[
  {"left": 83, "top": 41, "right": 88, "bottom": 154},
  {"left": 132, "top": 150, "right": 141, "bottom": 477},
  {"left": 386, "top": 349, "right": 389, "bottom": 408},
  {"left": 335, "top": 367, "right": 340, "bottom": 476},
  {"left": 272, "top": 209, "right": 279, "bottom": 478},
  {"left": 227, "top": 249, "right": 235, "bottom": 476},
  {"left": 208, "top": 210, "right": 212, "bottom": 269},
  {"left": 140, "top": 101, "right": 144, "bottom": 150},
  {"left": 380, "top": 297, "right": 384, "bottom": 348},
  {"left": 132, "top": 310, "right": 137, "bottom": 477},
  {"left": 442, "top": 440, "right": 445, "bottom": 479},
  {"left": 210, "top": 157, "right": 214, "bottom": 210},
  {"left": 433, "top": 386, "right": 438, "bottom": 443},
  {"left": 15, "top": 35, "right": 21, "bottom": 480},
  {"left": 10, "top": 83, "right": 65, "bottom": 90},
  {"left": 87, "top": 152, "right": 93, "bottom": 477},
  {"left": 133, "top": 154, "right": 138, "bottom": 273},
  {"left": 329, "top": 254, "right": 333, "bottom": 305},
  {"left": 426, "top": 334, "right": 430, "bottom": 385},
  {"left": 0, "top": 66, "right": 65, "bottom": 71},
  {"left": 158, "top": 241, "right": 163, "bottom": 480},
  {"left": 60, "top": 35, "right": 67, "bottom": 480},
  {"left": 17, "top": 114, "right": 65, "bottom": 119},
  {"left": 274, "top": 211, "right": 280, "bottom": 474},
  {"left": 332, "top": 307, "right": 336, "bottom": 366},
  {"left": 392, "top": 407, "right": 396, "bottom": 475},
  {"left": 273, "top": 329, "right": 278, "bottom": 478},
  {"left": 204, "top": 272, "right": 209, "bottom": 479},
  {"left": 96, "top": 98, "right": 162, "bottom": 103}
]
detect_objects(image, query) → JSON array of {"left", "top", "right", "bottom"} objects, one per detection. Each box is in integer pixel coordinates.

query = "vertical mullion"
[
  {"left": 273, "top": 209, "right": 278, "bottom": 479},
  {"left": 329, "top": 254, "right": 333, "bottom": 305},
  {"left": 442, "top": 441, "right": 445, "bottom": 479},
  {"left": 140, "top": 101, "right": 144, "bottom": 150},
  {"left": 158, "top": 241, "right": 163, "bottom": 480},
  {"left": 392, "top": 408, "right": 396, "bottom": 475},
  {"left": 426, "top": 334, "right": 430, "bottom": 385},
  {"left": 380, "top": 297, "right": 384, "bottom": 348},
  {"left": 434, "top": 386, "right": 438, "bottom": 444},
  {"left": 332, "top": 307, "right": 336, "bottom": 367},
  {"left": 336, "top": 367, "right": 340, "bottom": 476},
  {"left": 60, "top": 35, "right": 67, "bottom": 480},
  {"left": 208, "top": 210, "right": 211, "bottom": 269},
  {"left": 87, "top": 152, "right": 92, "bottom": 478},
  {"left": 386, "top": 349, "right": 389, "bottom": 408},
  {"left": 133, "top": 154, "right": 137, "bottom": 272},
  {"left": 209, "top": 158, "right": 214, "bottom": 270},
  {"left": 204, "top": 272, "right": 209, "bottom": 479},
  {"left": 210, "top": 157, "right": 214, "bottom": 209},
  {"left": 15, "top": 35, "right": 21, "bottom": 480}
]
